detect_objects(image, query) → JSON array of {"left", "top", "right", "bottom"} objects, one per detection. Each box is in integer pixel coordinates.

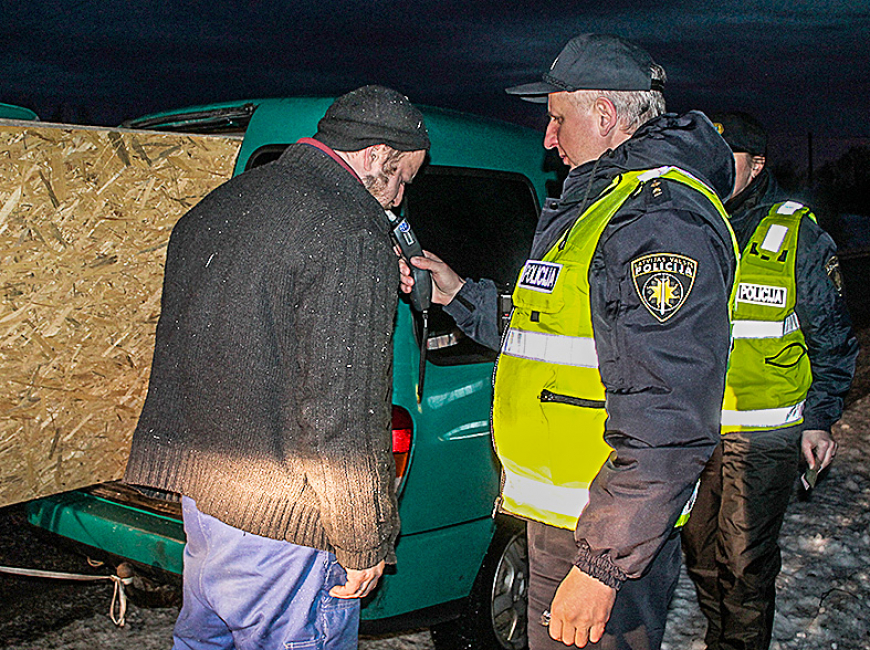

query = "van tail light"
[{"left": 392, "top": 405, "right": 413, "bottom": 481}]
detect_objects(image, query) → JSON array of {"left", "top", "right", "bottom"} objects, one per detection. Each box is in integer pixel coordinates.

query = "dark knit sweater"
[{"left": 124, "top": 142, "right": 400, "bottom": 569}]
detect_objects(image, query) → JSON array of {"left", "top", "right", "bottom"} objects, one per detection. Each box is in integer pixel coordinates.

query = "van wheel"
[{"left": 430, "top": 516, "right": 528, "bottom": 650}]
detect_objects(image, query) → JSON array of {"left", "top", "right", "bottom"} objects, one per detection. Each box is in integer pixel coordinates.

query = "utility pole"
[{"left": 808, "top": 131, "right": 814, "bottom": 187}]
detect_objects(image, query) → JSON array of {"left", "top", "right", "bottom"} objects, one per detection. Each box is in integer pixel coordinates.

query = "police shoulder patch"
[{"left": 631, "top": 253, "right": 698, "bottom": 322}]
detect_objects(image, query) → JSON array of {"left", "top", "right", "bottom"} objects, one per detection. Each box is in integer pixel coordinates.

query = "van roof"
[
  {"left": 0, "top": 102, "right": 39, "bottom": 121},
  {"left": 124, "top": 97, "right": 553, "bottom": 204}
]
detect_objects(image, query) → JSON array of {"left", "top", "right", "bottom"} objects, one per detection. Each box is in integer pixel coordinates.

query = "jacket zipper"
[{"left": 539, "top": 389, "right": 605, "bottom": 409}]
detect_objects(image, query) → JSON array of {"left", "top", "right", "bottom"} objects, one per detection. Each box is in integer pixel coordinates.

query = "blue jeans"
[{"left": 173, "top": 497, "right": 360, "bottom": 650}]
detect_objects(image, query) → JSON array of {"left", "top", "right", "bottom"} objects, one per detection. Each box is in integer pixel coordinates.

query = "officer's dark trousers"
[
  {"left": 681, "top": 428, "right": 801, "bottom": 650},
  {"left": 527, "top": 521, "right": 681, "bottom": 650}
]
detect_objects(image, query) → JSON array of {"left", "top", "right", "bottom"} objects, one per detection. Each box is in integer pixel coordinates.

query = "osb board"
[{"left": 0, "top": 121, "right": 242, "bottom": 507}]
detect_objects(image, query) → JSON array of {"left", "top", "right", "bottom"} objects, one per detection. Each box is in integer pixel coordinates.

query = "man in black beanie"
[
  {"left": 124, "top": 85, "right": 428, "bottom": 650},
  {"left": 681, "top": 111, "right": 857, "bottom": 650}
]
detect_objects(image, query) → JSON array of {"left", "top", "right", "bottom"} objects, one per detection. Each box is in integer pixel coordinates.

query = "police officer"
[
  {"left": 401, "top": 34, "right": 738, "bottom": 649},
  {"left": 681, "top": 112, "right": 859, "bottom": 650}
]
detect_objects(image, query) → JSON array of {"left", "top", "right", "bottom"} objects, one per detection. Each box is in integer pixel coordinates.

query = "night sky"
[{"left": 3, "top": 1, "right": 869, "bottom": 169}]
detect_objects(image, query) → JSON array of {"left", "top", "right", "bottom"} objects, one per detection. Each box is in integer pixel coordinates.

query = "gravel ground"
[{"left": 2, "top": 332, "right": 869, "bottom": 650}]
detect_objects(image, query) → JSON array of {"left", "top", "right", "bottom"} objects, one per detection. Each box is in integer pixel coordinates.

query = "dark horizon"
[{"left": 3, "top": 2, "right": 869, "bottom": 170}]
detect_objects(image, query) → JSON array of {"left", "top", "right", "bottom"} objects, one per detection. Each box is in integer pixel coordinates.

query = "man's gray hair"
[{"left": 572, "top": 63, "right": 667, "bottom": 134}]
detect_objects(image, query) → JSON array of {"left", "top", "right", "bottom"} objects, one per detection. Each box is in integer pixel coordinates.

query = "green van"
[
  {"left": 26, "top": 98, "right": 556, "bottom": 649},
  {"left": 0, "top": 103, "right": 39, "bottom": 121}
]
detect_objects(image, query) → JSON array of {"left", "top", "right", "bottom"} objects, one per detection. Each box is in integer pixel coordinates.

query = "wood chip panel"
[{"left": 0, "top": 121, "right": 242, "bottom": 507}]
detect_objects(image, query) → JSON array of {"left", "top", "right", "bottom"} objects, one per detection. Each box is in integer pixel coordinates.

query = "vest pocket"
[
  {"left": 539, "top": 389, "right": 605, "bottom": 409},
  {"left": 536, "top": 387, "right": 612, "bottom": 487},
  {"left": 764, "top": 341, "right": 808, "bottom": 368}
]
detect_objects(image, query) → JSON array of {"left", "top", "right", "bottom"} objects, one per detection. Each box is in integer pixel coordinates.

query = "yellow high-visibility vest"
[
  {"left": 721, "top": 201, "right": 815, "bottom": 433},
  {"left": 493, "top": 166, "right": 735, "bottom": 530}
]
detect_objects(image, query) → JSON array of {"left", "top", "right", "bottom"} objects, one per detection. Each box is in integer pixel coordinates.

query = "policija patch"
[
  {"left": 631, "top": 253, "right": 697, "bottom": 322},
  {"left": 518, "top": 260, "right": 562, "bottom": 293}
]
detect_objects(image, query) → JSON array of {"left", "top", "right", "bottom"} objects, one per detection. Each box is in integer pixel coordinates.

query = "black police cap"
[
  {"left": 710, "top": 112, "right": 768, "bottom": 156},
  {"left": 505, "top": 33, "right": 664, "bottom": 103}
]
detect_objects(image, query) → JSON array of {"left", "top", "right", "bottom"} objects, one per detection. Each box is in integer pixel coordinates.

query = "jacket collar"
[{"left": 297, "top": 137, "right": 362, "bottom": 183}]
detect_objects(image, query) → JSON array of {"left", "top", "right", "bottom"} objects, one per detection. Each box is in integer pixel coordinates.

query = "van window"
[
  {"left": 245, "top": 144, "right": 286, "bottom": 169},
  {"left": 404, "top": 166, "right": 539, "bottom": 365}
]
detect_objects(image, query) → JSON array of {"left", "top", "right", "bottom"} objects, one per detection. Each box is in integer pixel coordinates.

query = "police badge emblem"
[{"left": 631, "top": 253, "right": 698, "bottom": 322}]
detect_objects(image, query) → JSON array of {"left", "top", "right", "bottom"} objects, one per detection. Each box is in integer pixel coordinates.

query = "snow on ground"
[
  {"left": 5, "top": 398, "right": 869, "bottom": 650},
  {"left": 662, "top": 395, "right": 870, "bottom": 650}
]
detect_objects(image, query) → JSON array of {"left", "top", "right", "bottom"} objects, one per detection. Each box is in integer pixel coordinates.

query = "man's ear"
[
  {"left": 595, "top": 97, "right": 620, "bottom": 137},
  {"left": 362, "top": 144, "right": 386, "bottom": 173},
  {"left": 751, "top": 155, "right": 766, "bottom": 178}
]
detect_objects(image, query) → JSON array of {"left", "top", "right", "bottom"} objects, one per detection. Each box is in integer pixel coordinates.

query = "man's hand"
[
  {"left": 329, "top": 560, "right": 385, "bottom": 599},
  {"left": 801, "top": 429, "right": 838, "bottom": 472},
  {"left": 397, "top": 249, "right": 465, "bottom": 305},
  {"left": 549, "top": 567, "right": 616, "bottom": 647}
]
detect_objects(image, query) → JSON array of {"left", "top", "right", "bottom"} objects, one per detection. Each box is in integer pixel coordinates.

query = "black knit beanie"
[{"left": 315, "top": 85, "right": 430, "bottom": 152}]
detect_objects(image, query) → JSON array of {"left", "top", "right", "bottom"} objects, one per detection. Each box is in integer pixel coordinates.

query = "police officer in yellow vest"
[
  {"left": 681, "top": 112, "right": 858, "bottom": 650},
  {"left": 401, "top": 34, "right": 738, "bottom": 649}
]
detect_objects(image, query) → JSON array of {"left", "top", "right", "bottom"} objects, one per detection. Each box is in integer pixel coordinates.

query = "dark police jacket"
[{"left": 446, "top": 111, "right": 738, "bottom": 587}]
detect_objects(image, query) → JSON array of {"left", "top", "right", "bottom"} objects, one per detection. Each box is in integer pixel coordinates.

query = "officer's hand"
[
  {"left": 329, "top": 560, "right": 385, "bottom": 599},
  {"left": 549, "top": 566, "right": 616, "bottom": 647},
  {"left": 801, "top": 429, "right": 838, "bottom": 472},
  {"left": 397, "top": 249, "right": 465, "bottom": 305}
]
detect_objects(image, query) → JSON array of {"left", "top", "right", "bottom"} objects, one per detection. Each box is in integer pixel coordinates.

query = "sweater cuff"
[
  {"left": 573, "top": 540, "right": 627, "bottom": 591},
  {"left": 333, "top": 543, "right": 396, "bottom": 571}
]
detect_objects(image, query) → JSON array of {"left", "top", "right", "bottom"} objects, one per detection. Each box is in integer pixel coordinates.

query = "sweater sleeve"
[
  {"left": 283, "top": 225, "right": 400, "bottom": 570},
  {"left": 795, "top": 219, "right": 859, "bottom": 432}
]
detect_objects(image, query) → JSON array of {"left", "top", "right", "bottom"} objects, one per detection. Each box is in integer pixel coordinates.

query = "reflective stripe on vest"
[
  {"left": 675, "top": 480, "right": 701, "bottom": 528},
  {"left": 502, "top": 329, "right": 598, "bottom": 367},
  {"left": 721, "top": 202, "right": 815, "bottom": 434},
  {"left": 721, "top": 400, "right": 806, "bottom": 428},
  {"left": 502, "top": 467, "right": 589, "bottom": 530},
  {"left": 493, "top": 167, "right": 736, "bottom": 530},
  {"left": 731, "top": 313, "right": 800, "bottom": 339}
]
